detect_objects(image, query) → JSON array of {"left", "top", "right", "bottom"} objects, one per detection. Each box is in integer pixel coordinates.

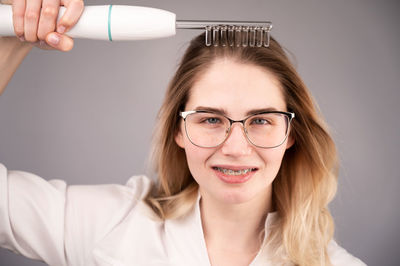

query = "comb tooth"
[
  {"left": 205, "top": 26, "right": 212, "bottom": 46},
  {"left": 234, "top": 26, "right": 241, "bottom": 47},
  {"left": 256, "top": 27, "right": 263, "bottom": 47},
  {"left": 213, "top": 26, "right": 220, "bottom": 46},
  {"left": 249, "top": 26, "right": 256, "bottom": 47},
  {"left": 263, "top": 26, "right": 271, "bottom": 47},
  {"left": 241, "top": 26, "right": 249, "bottom": 47},
  {"left": 220, "top": 25, "right": 228, "bottom": 46},
  {"left": 228, "top": 25, "right": 235, "bottom": 46}
]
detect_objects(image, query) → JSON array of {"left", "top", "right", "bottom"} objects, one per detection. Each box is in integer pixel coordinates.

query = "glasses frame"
[{"left": 179, "top": 110, "right": 295, "bottom": 149}]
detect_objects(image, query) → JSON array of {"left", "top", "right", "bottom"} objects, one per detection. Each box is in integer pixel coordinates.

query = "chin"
[{"left": 218, "top": 188, "right": 260, "bottom": 205}]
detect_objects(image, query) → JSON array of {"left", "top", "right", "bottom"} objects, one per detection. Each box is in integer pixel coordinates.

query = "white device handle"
[{"left": 0, "top": 4, "right": 176, "bottom": 41}]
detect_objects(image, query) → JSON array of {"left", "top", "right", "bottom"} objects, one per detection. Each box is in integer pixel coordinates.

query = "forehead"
[{"left": 186, "top": 58, "right": 286, "bottom": 117}]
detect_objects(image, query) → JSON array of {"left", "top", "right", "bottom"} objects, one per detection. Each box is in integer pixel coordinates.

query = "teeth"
[{"left": 215, "top": 167, "right": 254, "bottom": 175}]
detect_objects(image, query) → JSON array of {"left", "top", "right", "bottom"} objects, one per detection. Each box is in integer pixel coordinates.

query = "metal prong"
[
  {"left": 263, "top": 25, "right": 271, "bottom": 47},
  {"left": 234, "top": 26, "right": 241, "bottom": 47},
  {"left": 205, "top": 26, "right": 212, "bottom": 46},
  {"left": 241, "top": 26, "right": 249, "bottom": 47},
  {"left": 256, "top": 27, "right": 263, "bottom": 47},
  {"left": 249, "top": 27, "right": 256, "bottom": 47},
  {"left": 228, "top": 25, "right": 235, "bottom": 46},
  {"left": 220, "top": 25, "right": 228, "bottom": 46},
  {"left": 212, "top": 26, "right": 220, "bottom": 46}
]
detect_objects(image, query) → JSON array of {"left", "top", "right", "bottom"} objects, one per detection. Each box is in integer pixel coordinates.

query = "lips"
[{"left": 212, "top": 165, "right": 258, "bottom": 184}]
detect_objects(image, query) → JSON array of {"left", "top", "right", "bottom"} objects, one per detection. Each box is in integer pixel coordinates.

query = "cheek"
[
  {"left": 184, "top": 145, "right": 199, "bottom": 166},
  {"left": 259, "top": 146, "right": 287, "bottom": 172},
  {"left": 182, "top": 140, "right": 213, "bottom": 172}
]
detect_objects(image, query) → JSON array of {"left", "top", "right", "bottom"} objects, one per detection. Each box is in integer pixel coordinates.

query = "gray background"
[{"left": 0, "top": 0, "right": 399, "bottom": 265}]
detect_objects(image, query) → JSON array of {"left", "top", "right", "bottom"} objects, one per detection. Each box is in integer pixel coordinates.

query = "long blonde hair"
[{"left": 145, "top": 34, "right": 338, "bottom": 266}]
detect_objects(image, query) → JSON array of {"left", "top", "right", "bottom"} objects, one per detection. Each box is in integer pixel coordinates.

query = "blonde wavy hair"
[{"left": 145, "top": 34, "right": 338, "bottom": 266}]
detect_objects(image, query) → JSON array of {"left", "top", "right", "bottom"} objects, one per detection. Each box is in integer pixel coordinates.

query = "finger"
[
  {"left": 46, "top": 32, "right": 74, "bottom": 51},
  {"left": 33, "top": 40, "right": 54, "bottom": 50},
  {"left": 24, "top": 0, "right": 42, "bottom": 42},
  {"left": 37, "top": 0, "right": 60, "bottom": 40},
  {"left": 12, "top": 0, "right": 26, "bottom": 39},
  {"left": 57, "top": 0, "right": 83, "bottom": 33}
]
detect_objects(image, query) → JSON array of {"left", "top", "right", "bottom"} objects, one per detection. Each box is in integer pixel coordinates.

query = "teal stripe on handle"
[{"left": 108, "top": 5, "right": 113, "bottom": 41}]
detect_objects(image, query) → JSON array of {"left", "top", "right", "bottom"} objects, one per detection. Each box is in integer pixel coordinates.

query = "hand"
[{"left": 1, "top": 0, "right": 84, "bottom": 51}]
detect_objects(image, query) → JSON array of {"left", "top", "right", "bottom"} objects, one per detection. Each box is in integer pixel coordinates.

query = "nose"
[{"left": 220, "top": 123, "right": 252, "bottom": 156}]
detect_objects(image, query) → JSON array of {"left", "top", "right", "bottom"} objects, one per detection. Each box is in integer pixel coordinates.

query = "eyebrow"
[{"left": 194, "top": 106, "right": 280, "bottom": 116}]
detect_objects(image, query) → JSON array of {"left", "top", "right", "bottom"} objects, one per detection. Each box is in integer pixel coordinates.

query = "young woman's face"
[{"left": 175, "top": 58, "right": 293, "bottom": 206}]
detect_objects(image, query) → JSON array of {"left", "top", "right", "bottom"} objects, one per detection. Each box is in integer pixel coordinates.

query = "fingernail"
[
  {"left": 48, "top": 34, "right": 60, "bottom": 45},
  {"left": 18, "top": 36, "right": 25, "bottom": 42},
  {"left": 57, "top": 25, "right": 66, "bottom": 34}
]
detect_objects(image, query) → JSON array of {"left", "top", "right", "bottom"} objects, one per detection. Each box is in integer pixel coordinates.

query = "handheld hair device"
[{"left": 0, "top": 4, "right": 272, "bottom": 47}]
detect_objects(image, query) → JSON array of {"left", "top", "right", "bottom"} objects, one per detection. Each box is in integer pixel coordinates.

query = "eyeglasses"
[{"left": 179, "top": 110, "right": 295, "bottom": 148}]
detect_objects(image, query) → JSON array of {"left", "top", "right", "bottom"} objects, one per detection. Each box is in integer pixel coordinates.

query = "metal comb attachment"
[{"left": 176, "top": 20, "right": 272, "bottom": 47}]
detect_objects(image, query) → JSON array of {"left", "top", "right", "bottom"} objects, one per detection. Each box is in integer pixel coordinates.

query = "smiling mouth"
[{"left": 212, "top": 167, "right": 258, "bottom": 176}]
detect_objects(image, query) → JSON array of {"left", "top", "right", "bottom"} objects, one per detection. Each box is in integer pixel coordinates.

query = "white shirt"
[{"left": 0, "top": 164, "right": 366, "bottom": 266}]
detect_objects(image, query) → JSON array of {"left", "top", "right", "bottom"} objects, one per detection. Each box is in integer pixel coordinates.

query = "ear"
[
  {"left": 175, "top": 127, "right": 185, "bottom": 149},
  {"left": 285, "top": 135, "right": 295, "bottom": 150}
]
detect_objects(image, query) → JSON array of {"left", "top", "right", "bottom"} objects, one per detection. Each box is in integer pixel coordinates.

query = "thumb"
[{"left": 45, "top": 32, "right": 74, "bottom": 52}]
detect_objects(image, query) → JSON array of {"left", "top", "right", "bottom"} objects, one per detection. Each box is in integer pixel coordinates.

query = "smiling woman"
[
  {"left": 0, "top": 0, "right": 368, "bottom": 265},
  {"left": 145, "top": 34, "right": 365, "bottom": 265}
]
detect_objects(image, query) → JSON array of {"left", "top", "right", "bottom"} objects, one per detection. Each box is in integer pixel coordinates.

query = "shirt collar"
[
  {"left": 92, "top": 190, "right": 278, "bottom": 266},
  {"left": 163, "top": 191, "right": 278, "bottom": 265}
]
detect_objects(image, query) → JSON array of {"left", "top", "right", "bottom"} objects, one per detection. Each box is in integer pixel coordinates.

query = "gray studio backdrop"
[{"left": 0, "top": 0, "right": 399, "bottom": 265}]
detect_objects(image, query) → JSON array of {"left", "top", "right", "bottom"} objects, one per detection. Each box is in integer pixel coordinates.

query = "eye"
[
  {"left": 191, "top": 112, "right": 225, "bottom": 126},
  {"left": 204, "top": 117, "right": 221, "bottom": 124},
  {"left": 251, "top": 118, "right": 270, "bottom": 125}
]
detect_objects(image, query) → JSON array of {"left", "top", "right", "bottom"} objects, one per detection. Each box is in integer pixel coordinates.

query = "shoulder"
[
  {"left": 328, "top": 240, "right": 367, "bottom": 266},
  {"left": 66, "top": 175, "right": 153, "bottom": 235},
  {"left": 65, "top": 175, "right": 155, "bottom": 264}
]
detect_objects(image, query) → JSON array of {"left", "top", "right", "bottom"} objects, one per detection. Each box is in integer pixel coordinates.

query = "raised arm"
[
  {"left": 0, "top": 37, "right": 31, "bottom": 95},
  {"left": 0, "top": 0, "right": 84, "bottom": 95}
]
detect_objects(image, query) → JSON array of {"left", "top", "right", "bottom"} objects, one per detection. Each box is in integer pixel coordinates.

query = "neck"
[{"left": 199, "top": 187, "right": 273, "bottom": 254}]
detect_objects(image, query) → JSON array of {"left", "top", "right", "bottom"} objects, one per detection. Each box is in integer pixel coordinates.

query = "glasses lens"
[
  {"left": 245, "top": 113, "right": 289, "bottom": 148},
  {"left": 184, "top": 112, "right": 229, "bottom": 147}
]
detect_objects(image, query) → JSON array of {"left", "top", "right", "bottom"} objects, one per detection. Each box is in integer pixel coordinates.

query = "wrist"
[
  {"left": 0, "top": 37, "right": 33, "bottom": 95},
  {"left": 0, "top": 36, "right": 33, "bottom": 53}
]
